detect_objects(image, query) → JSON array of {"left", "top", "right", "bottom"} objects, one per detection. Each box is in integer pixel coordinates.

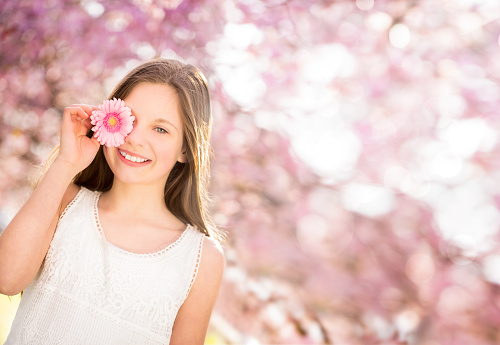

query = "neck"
[{"left": 101, "top": 178, "right": 173, "bottom": 221}]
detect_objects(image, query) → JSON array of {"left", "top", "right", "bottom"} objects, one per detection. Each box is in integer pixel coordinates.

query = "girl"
[{"left": 0, "top": 58, "right": 226, "bottom": 345}]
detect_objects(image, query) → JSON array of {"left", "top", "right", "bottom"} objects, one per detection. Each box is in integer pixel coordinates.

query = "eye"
[{"left": 154, "top": 127, "right": 168, "bottom": 134}]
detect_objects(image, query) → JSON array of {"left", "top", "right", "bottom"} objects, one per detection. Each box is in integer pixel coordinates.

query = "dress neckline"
[{"left": 91, "top": 188, "right": 191, "bottom": 257}]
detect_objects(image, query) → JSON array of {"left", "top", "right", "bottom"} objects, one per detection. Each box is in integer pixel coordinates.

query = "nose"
[{"left": 124, "top": 124, "right": 146, "bottom": 148}]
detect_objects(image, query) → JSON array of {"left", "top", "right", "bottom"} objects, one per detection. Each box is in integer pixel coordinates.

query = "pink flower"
[{"left": 91, "top": 98, "right": 135, "bottom": 147}]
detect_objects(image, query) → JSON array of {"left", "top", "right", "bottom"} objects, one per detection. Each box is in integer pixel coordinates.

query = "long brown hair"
[{"left": 41, "top": 59, "right": 226, "bottom": 244}]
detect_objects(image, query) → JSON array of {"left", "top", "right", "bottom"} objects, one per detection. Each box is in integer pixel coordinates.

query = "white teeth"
[{"left": 119, "top": 150, "right": 148, "bottom": 163}]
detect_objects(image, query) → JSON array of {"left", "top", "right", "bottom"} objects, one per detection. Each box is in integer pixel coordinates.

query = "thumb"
[{"left": 90, "top": 134, "right": 101, "bottom": 150}]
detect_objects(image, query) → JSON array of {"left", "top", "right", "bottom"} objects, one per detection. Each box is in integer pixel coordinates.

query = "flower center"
[{"left": 104, "top": 113, "right": 121, "bottom": 133}]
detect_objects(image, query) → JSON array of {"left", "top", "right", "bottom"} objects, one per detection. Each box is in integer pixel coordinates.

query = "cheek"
[
  {"left": 154, "top": 137, "right": 182, "bottom": 157},
  {"left": 158, "top": 147, "right": 178, "bottom": 163}
]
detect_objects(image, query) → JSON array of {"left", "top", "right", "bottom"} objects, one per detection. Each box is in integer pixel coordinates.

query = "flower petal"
[{"left": 90, "top": 98, "right": 134, "bottom": 147}]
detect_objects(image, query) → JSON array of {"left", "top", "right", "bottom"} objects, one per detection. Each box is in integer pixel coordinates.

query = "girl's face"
[{"left": 103, "top": 82, "right": 186, "bottom": 188}]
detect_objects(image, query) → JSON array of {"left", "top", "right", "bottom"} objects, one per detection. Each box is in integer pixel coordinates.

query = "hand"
[{"left": 56, "top": 104, "right": 101, "bottom": 175}]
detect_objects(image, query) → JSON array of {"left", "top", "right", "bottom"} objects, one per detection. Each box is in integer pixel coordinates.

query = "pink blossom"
[{"left": 90, "top": 98, "right": 135, "bottom": 147}]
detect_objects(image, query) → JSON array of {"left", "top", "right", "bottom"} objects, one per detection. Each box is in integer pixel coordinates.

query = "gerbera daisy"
[{"left": 91, "top": 98, "right": 135, "bottom": 147}]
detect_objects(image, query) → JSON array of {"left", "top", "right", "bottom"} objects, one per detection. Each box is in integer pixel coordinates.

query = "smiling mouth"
[{"left": 118, "top": 149, "right": 150, "bottom": 163}]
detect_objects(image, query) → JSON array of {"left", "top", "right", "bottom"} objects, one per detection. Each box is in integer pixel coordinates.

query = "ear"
[{"left": 177, "top": 149, "right": 187, "bottom": 163}]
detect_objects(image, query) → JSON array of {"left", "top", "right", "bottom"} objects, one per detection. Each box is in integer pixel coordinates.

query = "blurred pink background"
[{"left": 1, "top": 0, "right": 500, "bottom": 344}]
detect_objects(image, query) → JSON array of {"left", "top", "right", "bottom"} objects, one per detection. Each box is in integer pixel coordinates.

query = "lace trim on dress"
[
  {"left": 92, "top": 190, "right": 191, "bottom": 258},
  {"left": 58, "top": 186, "right": 85, "bottom": 220},
  {"left": 184, "top": 234, "right": 205, "bottom": 299}
]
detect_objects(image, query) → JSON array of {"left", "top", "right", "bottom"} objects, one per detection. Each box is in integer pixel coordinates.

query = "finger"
[
  {"left": 90, "top": 133, "right": 100, "bottom": 144},
  {"left": 80, "top": 117, "right": 93, "bottom": 131},
  {"left": 72, "top": 104, "right": 97, "bottom": 117},
  {"left": 87, "top": 132, "right": 101, "bottom": 149},
  {"left": 64, "top": 106, "right": 90, "bottom": 123}
]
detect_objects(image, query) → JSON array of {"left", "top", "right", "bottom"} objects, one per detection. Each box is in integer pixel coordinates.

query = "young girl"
[{"left": 0, "top": 58, "right": 226, "bottom": 345}]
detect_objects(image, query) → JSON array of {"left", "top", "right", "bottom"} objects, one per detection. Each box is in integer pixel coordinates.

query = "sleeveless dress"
[{"left": 5, "top": 187, "right": 206, "bottom": 345}]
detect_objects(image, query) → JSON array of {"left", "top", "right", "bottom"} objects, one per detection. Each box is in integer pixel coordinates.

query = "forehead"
[{"left": 124, "top": 83, "right": 182, "bottom": 125}]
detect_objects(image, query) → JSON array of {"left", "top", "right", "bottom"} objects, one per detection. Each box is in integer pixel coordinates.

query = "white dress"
[{"left": 5, "top": 187, "right": 206, "bottom": 345}]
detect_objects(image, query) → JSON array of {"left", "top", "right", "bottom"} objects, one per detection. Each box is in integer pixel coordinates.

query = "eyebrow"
[
  {"left": 127, "top": 106, "right": 179, "bottom": 131},
  {"left": 155, "top": 118, "right": 178, "bottom": 131}
]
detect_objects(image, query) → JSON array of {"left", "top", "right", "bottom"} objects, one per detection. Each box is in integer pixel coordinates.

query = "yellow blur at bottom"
[
  {"left": 205, "top": 332, "right": 229, "bottom": 345},
  {"left": 0, "top": 293, "right": 21, "bottom": 345}
]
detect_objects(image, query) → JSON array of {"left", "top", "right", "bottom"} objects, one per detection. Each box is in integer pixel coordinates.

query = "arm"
[
  {"left": 0, "top": 166, "right": 79, "bottom": 296},
  {"left": 0, "top": 105, "right": 100, "bottom": 296},
  {"left": 169, "top": 236, "right": 226, "bottom": 345}
]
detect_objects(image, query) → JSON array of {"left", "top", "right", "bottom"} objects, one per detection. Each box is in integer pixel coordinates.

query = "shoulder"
[
  {"left": 199, "top": 235, "right": 226, "bottom": 274},
  {"left": 190, "top": 234, "right": 225, "bottom": 291},
  {"left": 180, "top": 234, "right": 225, "bottom": 310}
]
